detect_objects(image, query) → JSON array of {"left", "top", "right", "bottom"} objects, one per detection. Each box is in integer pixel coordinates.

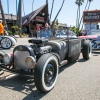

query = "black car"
[{"left": 0, "top": 36, "right": 92, "bottom": 93}]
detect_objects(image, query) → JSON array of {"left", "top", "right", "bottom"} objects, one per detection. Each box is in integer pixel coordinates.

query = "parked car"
[
  {"left": 0, "top": 36, "right": 92, "bottom": 93},
  {"left": 78, "top": 30, "right": 100, "bottom": 49},
  {"left": 0, "top": 35, "right": 17, "bottom": 49},
  {"left": 55, "top": 30, "right": 77, "bottom": 38}
]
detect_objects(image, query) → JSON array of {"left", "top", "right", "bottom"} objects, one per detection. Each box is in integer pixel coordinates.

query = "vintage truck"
[{"left": 0, "top": 37, "right": 92, "bottom": 93}]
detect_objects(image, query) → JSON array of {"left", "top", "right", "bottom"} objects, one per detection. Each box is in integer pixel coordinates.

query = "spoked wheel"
[
  {"left": 1, "top": 37, "right": 12, "bottom": 49},
  {"left": 34, "top": 54, "right": 58, "bottom": 92}
]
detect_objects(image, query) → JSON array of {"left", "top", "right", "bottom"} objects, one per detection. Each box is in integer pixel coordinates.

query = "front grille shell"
[{"left": 13, "top": 45, "right": 34, "bottom": 71}]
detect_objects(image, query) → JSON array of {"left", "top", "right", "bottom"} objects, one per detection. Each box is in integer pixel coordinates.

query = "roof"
[
  {"left": 22, "top": 4, "right": 47, "bottom": 25},
  {"left": 58, "top": 23, "right": 67, "bottom": 27},
  {"left": 0, "top": 13, "right": 17, "bottom": 20}
]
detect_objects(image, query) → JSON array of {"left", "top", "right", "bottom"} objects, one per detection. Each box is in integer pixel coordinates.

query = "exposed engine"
[{"left": 38, "top": 46, "right": 52, "bottom": 54}]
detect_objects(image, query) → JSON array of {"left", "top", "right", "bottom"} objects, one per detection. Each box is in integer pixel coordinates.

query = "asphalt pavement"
[{"left": 0, "top": 38, "right": 100, "bottom": 100}]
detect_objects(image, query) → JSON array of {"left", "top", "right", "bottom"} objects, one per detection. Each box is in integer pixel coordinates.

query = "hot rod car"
[
  {"left": 0, "top": 35, "right": 17, "bottom": 49},
  {"left": 0, "top": 37, "right": 92, "bottom": 93}
]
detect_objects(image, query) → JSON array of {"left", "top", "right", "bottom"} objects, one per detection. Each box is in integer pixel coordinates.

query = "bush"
[
  {"left": 11, "top": 25, "right": 21, "bottom": 35},
  {"left": 8, "top": 31, "right": 12, "bottom": 35}
]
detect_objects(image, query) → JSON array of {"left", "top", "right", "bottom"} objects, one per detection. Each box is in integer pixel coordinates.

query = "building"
[
  {"left": 0, "top": 13, "right": 17, "bottom": 31},
  {"left": 22, "top": 3, "right": 49, "bottom": 34}
]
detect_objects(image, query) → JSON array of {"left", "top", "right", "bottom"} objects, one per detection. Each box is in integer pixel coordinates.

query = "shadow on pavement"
[
  {"left": 0, "top": 57, "right": 88, "bottom": 100},
  {"left": 0, "top": 74, "right": 49, "bottom": 100},
  {"left": 59, "top": 57, "right": 86, "bottom": 73},
  {"left": 92, "top": 50, "right": 100, "bottom": 56}
]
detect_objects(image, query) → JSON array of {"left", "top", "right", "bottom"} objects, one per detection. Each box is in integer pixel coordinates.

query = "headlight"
[
  {"left": 25, "top": 56, "right": 36, "bottom": 68},
  {"left": 3, "top": 54, "right": 12, "bottom": 65}
]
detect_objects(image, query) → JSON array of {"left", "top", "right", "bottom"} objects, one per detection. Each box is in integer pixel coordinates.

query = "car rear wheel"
[
  {"left": 82, "top": 40, "right": 92, "bottom": 60},
  {"left": 1, "top": 37, "right": 12, "bottom": 49},
  {"left": 34, "top": 53, "right": 58, "bottom": 92}
]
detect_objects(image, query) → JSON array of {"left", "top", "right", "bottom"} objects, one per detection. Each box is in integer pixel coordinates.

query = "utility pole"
[{"left": 0, "top": 0, "right": 8, "bottom": 30}]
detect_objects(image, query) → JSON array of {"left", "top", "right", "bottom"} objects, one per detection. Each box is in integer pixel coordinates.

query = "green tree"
[{"left": 70, "top": 26, "right": 79, "bottom": 34}]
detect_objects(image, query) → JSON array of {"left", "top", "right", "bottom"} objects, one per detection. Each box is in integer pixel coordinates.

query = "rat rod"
[{"left": 0, "top": 37, "right": 92, "bottom": 92}]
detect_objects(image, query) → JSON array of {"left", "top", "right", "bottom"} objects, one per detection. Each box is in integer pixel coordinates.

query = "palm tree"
[
  {"left": 7, "top": 0, "right": 9, "bottom": 14},
  {"left": 75, "top": 0, "right": 84, "bottom": 30},
  {"left": 80, "top": 0, "right": 93, "bottom": 30},
  {"left": 78, "top": 0, "right": 89, "bottom": 29},
  {"left": 22, "top": 0, "right": 25, "bottom": 16},
  {"left": 50, "top": 0, "right": 55, "bottom": 20},
  {"left": 87, "top": 0, "right": 93, "bottom": 10},
  {"left": 51, "top": 0, "right": 65, "bottom": 29}
]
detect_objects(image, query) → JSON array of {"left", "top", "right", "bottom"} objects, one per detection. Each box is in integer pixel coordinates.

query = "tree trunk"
[
  {"left": 76, "top": 7, "right": 79, "bottom": 28},
  {"left": 17, "top": 0, "right": 22, "bottom": 35},
  {"left": 50, "top": 0, "right": 55, "bottom": 20},
  {"left": 87, "top": 1, "right": 91, "bottom": 10},
  {"left": 78, "top": 0, "right": 88, "bottom": 29},
  {"left": 81, "top": 1, "right": 91, "bottom": 30},
  {"left": 77, "top": 5, "right": 80, "bottom": 30},
  {"left": 22, "top": 0, "right": 25, "bottom": 16},
  {"left": 51, "top": 0, "right": 65, "bottom": 29},
  {"left": 0, "top": 0, "right": 8, "bottom": 31},
  {"left": 32, "top": 0, "right": 34, "bottom": 11}
]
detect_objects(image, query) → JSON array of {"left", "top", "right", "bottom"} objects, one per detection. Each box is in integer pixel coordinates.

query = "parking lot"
[{"left": 0, "top": 38, "right": 100, "bottom": 100}]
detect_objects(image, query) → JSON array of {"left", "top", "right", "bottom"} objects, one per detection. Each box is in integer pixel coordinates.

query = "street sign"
[{"left": 83, "top": 10, "right": 100, "bottom": 23}]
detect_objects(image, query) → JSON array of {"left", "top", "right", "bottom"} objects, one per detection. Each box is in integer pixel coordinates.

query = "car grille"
[{"left": 14, "top": 50, "right": 30, "bottom": 71}]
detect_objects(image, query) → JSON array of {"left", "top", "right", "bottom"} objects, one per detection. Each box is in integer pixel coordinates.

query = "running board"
[{"left": 60, "top": 60, "right": 68, "bottom": 66}]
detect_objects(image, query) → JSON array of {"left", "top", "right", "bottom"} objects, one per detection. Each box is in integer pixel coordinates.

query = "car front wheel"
[{"left": 34, "top": 53, "right": 59, "bottom": 92}]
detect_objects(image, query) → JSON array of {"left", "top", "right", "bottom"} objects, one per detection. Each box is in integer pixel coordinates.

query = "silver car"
[{"left": 55, "top": 30, "right": 77, "bottom": 38}]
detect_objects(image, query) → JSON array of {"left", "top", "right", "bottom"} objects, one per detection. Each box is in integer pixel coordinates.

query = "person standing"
[
  {"left": 44, "top": 23, "right": 49, "bottom": 38},
  {"left": 36, "top": 24, "right": 40, "bottom": 38},
  {"left": 0, "top": 20, "right": 5, "bottom": 36}
]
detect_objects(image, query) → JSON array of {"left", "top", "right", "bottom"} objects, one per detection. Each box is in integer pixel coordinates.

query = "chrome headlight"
[
  {"left": 25, "top": 56, "right": 36, "bottom": 68},
  {"left": 3, "top": 54, "right": 12, "bottom": 65}
]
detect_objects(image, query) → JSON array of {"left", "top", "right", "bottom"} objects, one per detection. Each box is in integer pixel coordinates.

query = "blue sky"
[{"left": 1, "top": 0, "right": 100, "bottom": 27}]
